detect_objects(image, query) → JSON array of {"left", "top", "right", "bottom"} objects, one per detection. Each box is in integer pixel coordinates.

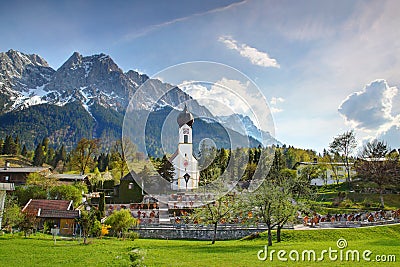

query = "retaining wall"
[{"left": 135, "top": 226, "right": 268, "bottom": 240}]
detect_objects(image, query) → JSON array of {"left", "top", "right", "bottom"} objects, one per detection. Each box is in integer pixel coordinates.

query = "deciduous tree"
[
  {"left": 329, "top": 130, "right": 357, "bottom": 190},
  {"left": 355, "top": 140, "right": 400, "bottom": 208},
  {"left": 70, "top": 138, "right": 99, "bottom": 174},
  {"left": 76, "top": 210, "right": 96, "bottom": 244},
  {"left": 104, "top": 209, "right": 138, "bottom": 238},
  {"left": 2, "top": 197, "right": 24, "bottom": 232},
  {"left": 48, "top": 185, "right": 82, "bottom": 207},
  {"left": 112, "top": 137, "right": 137, "bottom": 180},
  {"left": 192, "top": 193, "right": 240, "bottom": 244}
]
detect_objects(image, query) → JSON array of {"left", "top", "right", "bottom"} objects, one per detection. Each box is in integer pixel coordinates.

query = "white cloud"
[
  {"left": 179, "top": 77, "right": 274, "bottom": 132},
  {"left": 339, "top": 79, "right": 397, "bottom": 130},
  {"left": 378, "top": 123, "right": 400, "bottom": 149},
  {"left": 269, "top": 97, "right": 285, "bottom": 113},
  {"left": 180, "top": 78, "right": 252, "bottom": 117},
  {"left": 122, "top": 1, "right": 247, "bottom": 41},
  {"left": 270, "top": 107, "right": 283, "bottom": 114},
  {"left": 270, "top": 97, "right": 285, "bottom": 105},
  {"left": 339, "top": 79, "right": 400, "bottom": 148},
  {"left": 218, "top": 36, "right": 280, "bottom": 68}
]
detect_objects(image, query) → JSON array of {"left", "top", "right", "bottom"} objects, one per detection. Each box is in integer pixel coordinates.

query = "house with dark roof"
[
  {"left": 0, "top": 164, "right": 51, "bottom": 185},
  {"left": 49, "top": 173, "right": 91, "bottom": 187},
  {"left": 113, "top": 172, "right": 144, "bottom": 204},
  {"left": 22, "top": 199, "right": 80, "bottom": 235}
]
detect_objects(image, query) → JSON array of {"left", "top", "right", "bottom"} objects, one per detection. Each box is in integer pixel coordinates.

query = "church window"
[{"left": 184, "top": 135, "right": 188, "bottom": 143}]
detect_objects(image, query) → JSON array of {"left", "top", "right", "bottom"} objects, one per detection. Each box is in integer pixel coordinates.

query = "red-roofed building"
[{"left": 22, "top": 199, "right": 80, "bottom": 235}]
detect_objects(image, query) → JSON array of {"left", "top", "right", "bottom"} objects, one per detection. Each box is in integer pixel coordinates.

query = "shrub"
[
  {"left": 43, "top": 221, "right": 53, "bottom": 234},
  {"left": 340, "top": 198, "right": 354, "bottom": 208},
  {"left": 129, "top": 248, "right": 145, "bottom": 267},
  {"left": 362, "top": 198, "right": 371, "bottom": 208},
  {"left": 101, "top": 224, "right": 111, "bottom": 237},
  {"left": 90, "top": 220, "right": 102, "bottom": 237},
  {"left": 125, "top": 231, "right": 139, "bottom": 241}
]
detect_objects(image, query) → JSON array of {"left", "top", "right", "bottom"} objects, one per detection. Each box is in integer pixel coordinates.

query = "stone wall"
[{"left": 135, "top": 226, "right": 269, "bottom": 240}]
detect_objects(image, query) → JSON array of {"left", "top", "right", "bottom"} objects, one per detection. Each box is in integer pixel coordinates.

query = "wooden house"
[
  {"left": 22, "top": 199, "right": 80, "bottom": 235},
  {"left": 0, "top": 165, "right": 51, "bottom": 185}
]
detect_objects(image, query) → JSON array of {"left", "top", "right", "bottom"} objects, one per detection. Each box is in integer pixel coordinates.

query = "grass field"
[
  {"left": 315, "top": 182, "right": 400, "bottom": 213},
  {"left": 1, "top": 224, "right": 399, "bottom": 266}
]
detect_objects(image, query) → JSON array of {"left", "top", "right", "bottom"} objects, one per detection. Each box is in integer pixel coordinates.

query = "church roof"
[{"left": 177, "top": 104, "right": 194, "bottom": 127}]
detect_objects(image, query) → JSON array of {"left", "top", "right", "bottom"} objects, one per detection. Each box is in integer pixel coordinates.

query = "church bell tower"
[{"left": 170, "top": 105, "right": 199, "bottom": 190}]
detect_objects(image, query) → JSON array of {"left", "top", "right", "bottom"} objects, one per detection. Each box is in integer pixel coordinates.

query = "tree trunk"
[
  {"left": 212, "top": 222, "right": 218, "bottom": 244},
  {"left": 267, "top": 225, "right": 272, "bottom": 246},
  {"left": 276, "top": 225, "right": 282, "bottom": 243},
  {"left": 346, "top": 166, "right": 352, "bottom": 191},
  {"left": 380, "top": 188, "right": 385, "bottom": 208}
]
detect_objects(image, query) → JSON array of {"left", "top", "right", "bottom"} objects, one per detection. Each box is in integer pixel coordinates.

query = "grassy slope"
[
  {"left": 316, "top": 183, "right": 400, "bottom": 212},
  {"left": 1, "top": 225, "right": 399, "bottom": 267},
  {"left": 0, "top": 155, "right": 34, "bottom": 167}
]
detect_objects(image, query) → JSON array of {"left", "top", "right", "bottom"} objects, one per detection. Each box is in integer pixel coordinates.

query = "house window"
[
  {"left": 128, "top": 183, "right": 133, "bottom": 189},
  {"left": 184, "top": 135, "right": 188, "bottom": 143}
]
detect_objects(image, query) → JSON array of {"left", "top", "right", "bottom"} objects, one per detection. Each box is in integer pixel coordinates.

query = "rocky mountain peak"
[
  {"left": 125, "top": 70, "right": 149, "bottom": 85},
  {"left": 0, "top": 49, "right": 277, "bottom": 150},
  {"left": 43, "top": 52, "right": 136, "bottom": 111},
  {"left": 0, "top": 50, "right": 54, "bottom": 94}
]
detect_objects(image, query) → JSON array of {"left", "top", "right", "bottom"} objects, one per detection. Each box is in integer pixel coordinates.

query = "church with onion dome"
[{"left": 170, "top": 105, "right": 199, "bottom": 190}]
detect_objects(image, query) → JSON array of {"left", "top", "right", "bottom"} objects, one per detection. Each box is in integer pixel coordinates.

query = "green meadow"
[{"left": 1, "top": 224, "right": 399, "bottom": 266}]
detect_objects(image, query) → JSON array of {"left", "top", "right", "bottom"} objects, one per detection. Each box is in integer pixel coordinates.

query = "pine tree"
[
  {"left": 2, "top": 135, "right": 12, "bottom": 155},
  {"left": 42, "top": 137, "right": 49, "bottom": 153},
  {"left": 13, "top": 136, "right": 21, "bottom": 155},
  {"left": 98, "top": 192, "right": 106, "bottom": 218},
  {"left": 21, "top": 145, "right": 28, "bottom": 157},
  {"left": 267, "top": 149, "right": 285, "bottom": 181},
  {"left": 157, "top": 155, "right": 175, "bottom": 182},
  {"left": 55, "top": 145, "right": 66, "bottom": 162},
  {"left": 33, "top": 144, "right": 45, "bottom": 166},
  {"left": 46, "top": 147, "right": 55, "bottom": 166}
]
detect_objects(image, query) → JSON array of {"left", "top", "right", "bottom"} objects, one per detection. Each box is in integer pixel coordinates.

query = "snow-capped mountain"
[
  {"left": 1, "top": 50, "right": 198, "bottom": 114},
  {"left": 0, "top": 49, "right": 273, "bottom": 151},
  {"left": 0, "top": 49, "right": 55, "bottom": 111},
  {"left": 217, "top": 113, "right": 281, "bottom": 146}
]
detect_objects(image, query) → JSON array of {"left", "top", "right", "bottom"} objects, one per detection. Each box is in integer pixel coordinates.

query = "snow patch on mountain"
[{"left": 217, "top": 113, "right": 280, "bottom": 146}]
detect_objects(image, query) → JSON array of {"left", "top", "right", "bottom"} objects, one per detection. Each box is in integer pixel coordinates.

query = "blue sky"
[{"left": 1, "top": 0, "right": 400, "bottom": 153}]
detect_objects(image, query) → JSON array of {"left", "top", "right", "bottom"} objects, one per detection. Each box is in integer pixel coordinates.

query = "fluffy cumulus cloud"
[
  {"left": 218, "top": 36, "right": 280, "bottom": 68},
  {"left": 339, "top": 79, "right": 400, "bottom": 148},
  {"left": 180, "top": 78, "right": 253, "bottom": 116},
  {"left": 378, "top": 124, "right": 400, "bottom": 149},
  {"left": 179, "top": 77, "right": 274, "bottom": 131},
  {"left": 339, "top": 79, "right": 398, "bottom": 130}
]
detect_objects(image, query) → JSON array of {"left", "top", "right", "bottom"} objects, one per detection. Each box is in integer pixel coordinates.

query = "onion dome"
[{"left": 177, "top": 104, "right": 194, "bottom": 127}]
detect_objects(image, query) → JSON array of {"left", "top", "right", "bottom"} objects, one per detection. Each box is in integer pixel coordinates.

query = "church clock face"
[
  {"left": 183, "top": 128, "right": 189, "bottom": 134},
  {"left": 183, "top": 160, "right": 189, "bottom": 168}
]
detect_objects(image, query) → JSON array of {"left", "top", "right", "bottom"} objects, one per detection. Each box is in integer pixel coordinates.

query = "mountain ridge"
[{"left": 0, "top": 49, "right": 278, "bottom": 153}]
